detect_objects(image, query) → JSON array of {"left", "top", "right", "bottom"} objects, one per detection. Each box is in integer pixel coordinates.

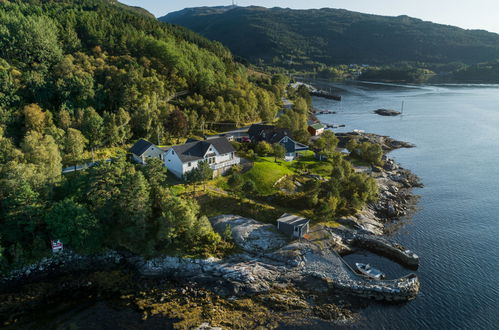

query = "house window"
[
  {"left": 188, "top": 162, "right": 191, "bottom": 167},
  {"left": 172, "top": 150, "right": 175, "bottom": 155}
]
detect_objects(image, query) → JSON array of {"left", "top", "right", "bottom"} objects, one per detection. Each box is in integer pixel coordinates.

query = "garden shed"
[{"left": 276, "top": 213, "right": 310, "bottom": 238}]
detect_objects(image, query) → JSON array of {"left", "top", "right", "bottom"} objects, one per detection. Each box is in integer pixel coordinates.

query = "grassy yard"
[
  {"left": 241, "top": 153, "right": 333, "bottom": 195},
  {"left": 165, "top": 152, "right": 339, "bottom": 225},
  {"left": 242, "top": 157, "right": 294, "bottom": 195},
  {"left": 290, "top": 152, "right": 333, "bottom": 177},
  {"left": 197, "top": 190, "right": 284, "bottom": 224}
]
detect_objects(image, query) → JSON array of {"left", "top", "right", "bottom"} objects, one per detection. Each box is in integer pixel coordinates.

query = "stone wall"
[{"left": 351, "top": 233, "right": 420, "bottom": 269}]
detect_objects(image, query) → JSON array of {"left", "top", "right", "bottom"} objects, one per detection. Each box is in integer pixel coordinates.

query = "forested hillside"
[
  {"left": 0, "top": 0, "right": 284, "bottom": 270},
  {"left": 161, "top": 6, "right": 499, "bottom": 70}
]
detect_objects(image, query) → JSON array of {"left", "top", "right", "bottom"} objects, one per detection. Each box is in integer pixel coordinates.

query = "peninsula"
[{"left": 0, "top": 1, "right": 424, "bottom": 328}]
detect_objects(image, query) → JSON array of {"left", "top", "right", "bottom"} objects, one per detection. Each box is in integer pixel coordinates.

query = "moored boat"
[{"left": 355, "top": 263, "right": 386, "bottom": 279}]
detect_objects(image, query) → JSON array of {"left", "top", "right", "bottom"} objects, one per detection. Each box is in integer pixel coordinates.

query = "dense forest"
[
  {"left": 162, "top": 6, "right": 499, "bottom": 73},
  {"left": 450, "top": 59, "right": 499, "bottom": 83},
  {"left": 0, "top": 0, "right": 286, "bottom": 270}
]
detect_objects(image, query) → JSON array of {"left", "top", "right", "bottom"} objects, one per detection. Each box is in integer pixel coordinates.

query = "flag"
[{"left": 51, "top": 240, "right": 64, "bottom": 253}]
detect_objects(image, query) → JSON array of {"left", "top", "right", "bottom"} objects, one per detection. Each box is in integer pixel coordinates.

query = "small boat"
[{"left": 355, "top": 263, "right": 386, "bottom": 279}]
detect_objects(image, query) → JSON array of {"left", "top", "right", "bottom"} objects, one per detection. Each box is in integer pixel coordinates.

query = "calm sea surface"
[{"left": 313, "top": 81, "right": 499, "bottom": 329}]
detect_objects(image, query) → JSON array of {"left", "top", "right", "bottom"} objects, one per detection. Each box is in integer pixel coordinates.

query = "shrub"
[{"left": 255, "top": 141, "right": 273, "bottom": 156}]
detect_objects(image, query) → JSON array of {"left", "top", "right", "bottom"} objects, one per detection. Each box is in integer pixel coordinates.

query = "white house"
[
  {"left": 129, "top": 139, "right": 166, "bottom": 164},
  {"left": 164, "top": 137, "right": 240, "bottom": 179}
]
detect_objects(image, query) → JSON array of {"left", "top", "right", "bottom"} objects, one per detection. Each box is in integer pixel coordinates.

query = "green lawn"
[
  {"left": 243, "top": 157, "right": 294, "bottom": 195},
  {"left": 290, "top": 152, "right": 333, "bottom": 177},
  {"left": 197, "top": 191, "right": 283, "bottom": 224},
  {"left": 241, "top": 154, "right": 333, "bottom": 195}
]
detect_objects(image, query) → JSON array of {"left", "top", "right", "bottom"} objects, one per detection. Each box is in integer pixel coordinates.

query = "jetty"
[
  {"left": 324, "top": 123, "right": 346, "bottom": 129},
  {"left": 292, "top": 81, "right": 342, "bottom": 101},
  {"left": 311, "top": 90, "right": 342, "bottom": 101},
  {"left": 313, "top": 109, "right": 337, "bottom": 115}
]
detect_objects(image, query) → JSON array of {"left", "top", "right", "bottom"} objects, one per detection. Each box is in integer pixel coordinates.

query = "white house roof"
[{"left": 171, "top": 137, "right": 235, "bottom": 163}]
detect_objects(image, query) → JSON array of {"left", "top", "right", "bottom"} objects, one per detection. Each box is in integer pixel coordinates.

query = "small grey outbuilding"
[
  {"left": 276, "top": 213, "right": 310, "bottom": 238},
  {"left": 129, "top": 139, "right": 165, "bottom": 164}
]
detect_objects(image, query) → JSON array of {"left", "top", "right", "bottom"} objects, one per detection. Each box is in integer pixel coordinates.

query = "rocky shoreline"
[
  {"left": 333, "top": 131, "right": 422, "bottom": 236},
  {"left": 336, "top": 132, "right": 416, "bottom": 151},
  {"left": 0, "top": 132, "right": 423, "bottom": 328}
]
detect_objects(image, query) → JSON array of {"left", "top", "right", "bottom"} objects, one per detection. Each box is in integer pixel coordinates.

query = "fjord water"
[{"left": 314, "top": 81, "right": 499, "bottom": 329}]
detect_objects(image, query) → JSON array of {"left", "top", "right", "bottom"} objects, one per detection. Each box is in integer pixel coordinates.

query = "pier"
[
  {"left": 310, "top": 90, "right": 342, "bottom": 101},
  {"left": 314, "top": 109, "right": 337, "bottom": 115},
  {"left": 323, "top": 123, "right": 346, "bottom": 129}
]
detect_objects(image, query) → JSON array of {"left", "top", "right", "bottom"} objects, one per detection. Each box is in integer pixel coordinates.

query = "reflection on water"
[{"left": 313, "top": 81, "right": 499, "bottom": 329}]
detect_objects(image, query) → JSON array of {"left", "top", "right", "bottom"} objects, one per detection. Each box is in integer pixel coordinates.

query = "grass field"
[
  {"left": 197, "top": 191, "right": 283, "bottom": 224},
  {"left": 242, "top": 157, "right": 294, "bottom": 195},
  {"left": 290, "top": 151, "right": 333, "bottom": 177},
  {"left": 241, "top": 153, "right": 333, "bottom": 195}
]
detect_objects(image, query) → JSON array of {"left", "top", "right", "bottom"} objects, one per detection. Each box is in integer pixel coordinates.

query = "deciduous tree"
[
  {"left": 65, "top": 128, "right": 88, "bottom": 171},
  {"left": 44, "top": 198, "right": 101, "bottom": 253},
  {"left": 255, "top": 141, "right": 273, "bottom": 156},
  {"left": 272, "top": 143, "right": 286, "bottom": 162}
]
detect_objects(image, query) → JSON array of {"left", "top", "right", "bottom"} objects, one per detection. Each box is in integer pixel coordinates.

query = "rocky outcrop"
[
  {"left": 336, "top": 132, "right": 415, "bottom": 151},
  {"left": 210, "top": 215, "right": 288, "bottom": 253},
  {"left": 133, "top": 215, "right": 420, "bottom": 302},
  {"left": 374, "top": 109, "right": 401, "bottom": 116},
  {"left": 1, "top": 219, "right": 420, "bottom": 310},
  {"left": 131, "top": 254, "right": 282, "bottom": 295},
  {"left": 0, "top": 251, "right": 124, "bottom": 293},
  {"left": 340, "top": 154, "right": 422, "bottom": 235}
]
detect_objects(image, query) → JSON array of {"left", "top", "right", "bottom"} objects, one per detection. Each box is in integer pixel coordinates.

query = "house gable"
[
  {"left": 248, "top": 124, "right": 292, "bottom": 144},
  {"left": 166, "top": 137, "right": 238, "bottom": 179},
  {"left": 130, "top": 139, "right": 165, "bottom": 164},
  {"left": 164, "top": 148, "right": 184, "bottom": 178},
  {"left": 278, "top": 136, "right": 309, "bottom": 154},
  {"left": 130, "top": 139, "right": 154, "bottom": 157}
]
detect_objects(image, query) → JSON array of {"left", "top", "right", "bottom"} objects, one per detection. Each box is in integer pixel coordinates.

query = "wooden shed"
[
  {"left": 308, "top": 122, "right": 326, "bottom": 136},
  {"left": 276, "top": 213, "right": 310, "bottom": 238}
]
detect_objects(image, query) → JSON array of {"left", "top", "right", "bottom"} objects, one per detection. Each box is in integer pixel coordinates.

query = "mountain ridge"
[{"left": 160, "top": 6, "right": 499, "bottom": 68}]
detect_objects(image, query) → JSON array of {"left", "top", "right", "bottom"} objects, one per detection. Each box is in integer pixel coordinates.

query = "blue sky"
[{"left": 121, "top": 0, "right": 499, "bottom": 33}]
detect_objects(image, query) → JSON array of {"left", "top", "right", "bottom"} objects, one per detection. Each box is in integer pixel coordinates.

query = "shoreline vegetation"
[
  {"left": 1, "top": 126, "right": 423, "bottom": 327},
  {"left": 162, "top": 6, "right": 499, "bottom": 84},
  {"left": 0, "top": 1, "right": 426, "bottom": 328}
]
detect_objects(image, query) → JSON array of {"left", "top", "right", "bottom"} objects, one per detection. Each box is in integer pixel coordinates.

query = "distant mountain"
[
  {"left": 107, "top": 0, "right": 155, "bottom": 18},
  {"left": 161, "top": 6, "right": 499, "bottom": 68}
]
